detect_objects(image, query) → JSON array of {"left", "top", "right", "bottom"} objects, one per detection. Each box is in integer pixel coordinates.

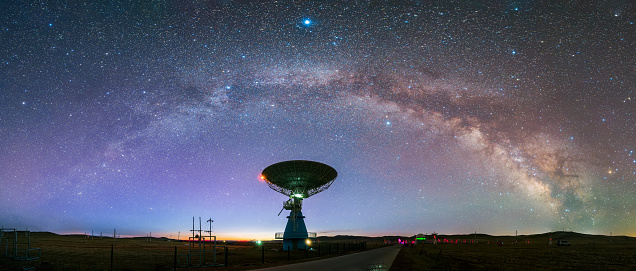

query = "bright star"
[{"left": 303, "top": 19, "right": 311, "bottom": 25}]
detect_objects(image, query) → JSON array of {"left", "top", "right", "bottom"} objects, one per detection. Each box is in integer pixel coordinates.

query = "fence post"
[
  {"left": 224, "top": 247, "right": 229, "bottom": 267},
  {"left": 174, "top": 246, "right": 177, "bottom": 270},
  {"left": 110, "top": 244, "right": 114, "bottom": 271},
  {"left": 318, "top": 244, "right": 321, "bottom": 256},
  {"left": 433, "top": 249, "right": 442, "bottom": 268},
  {"left": 287, "top": 248, "right": 290, "bottom": 261},
  {"left": 305, "top": 248, "right": 308, "bottom": 259},
  {"left": 261, "top": 245, "right": 265, "bottom": 264}
]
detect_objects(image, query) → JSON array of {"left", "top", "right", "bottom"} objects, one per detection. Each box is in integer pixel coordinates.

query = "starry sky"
[{"left": 1, "top": 1, "right": 634, "bottom": 240}]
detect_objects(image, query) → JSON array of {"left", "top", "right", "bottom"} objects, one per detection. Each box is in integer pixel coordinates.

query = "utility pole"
[
  {"left": 206, "top": 218, "right": 213, "bottom": 248},
  {"left": 199, "top": 217, "right": 202, "bottom": 266},
  {"left": 206, "top": 218, "right": 217, "bottom": 264}
]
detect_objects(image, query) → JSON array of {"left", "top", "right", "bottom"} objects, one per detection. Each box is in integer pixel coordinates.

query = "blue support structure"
[{"left": 282, "top": 211, "right": 308, "bottom": 250}]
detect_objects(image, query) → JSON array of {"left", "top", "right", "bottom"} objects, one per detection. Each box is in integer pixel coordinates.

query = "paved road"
[{"left": 252, "top": 245, "right": 402, "bottom": 271}]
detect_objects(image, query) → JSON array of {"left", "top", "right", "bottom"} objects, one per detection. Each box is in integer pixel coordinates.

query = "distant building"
[{"left": 415, "top": 233, "right": 426, "bottom": 244}]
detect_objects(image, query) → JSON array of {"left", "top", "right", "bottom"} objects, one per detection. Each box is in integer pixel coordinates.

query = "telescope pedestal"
[{"left": 282, "top": 211, "right": 309, "bottom": 250}]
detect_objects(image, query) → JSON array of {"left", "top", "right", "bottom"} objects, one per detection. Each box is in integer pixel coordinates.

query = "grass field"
[
  {"left": 1, "top": 231, "right": 635, "bottom": 270},
  {"left": 389, "top": 232, "right": 636, "bottom": 270},
  {"left": 0, "top": 232, "right": 382, "bottom": 270}
]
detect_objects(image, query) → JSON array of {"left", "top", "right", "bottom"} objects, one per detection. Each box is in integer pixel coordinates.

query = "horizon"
[
  {"left": 15, "top": 229, "right": 636, "bottom": 242},
  {"left": 1, "top": 2, "right": 634, "bottom": 238}
]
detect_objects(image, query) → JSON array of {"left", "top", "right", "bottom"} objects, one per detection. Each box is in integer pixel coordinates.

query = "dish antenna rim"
[{"left": 261, "top": 160, "right": 338, "bottom": 199}]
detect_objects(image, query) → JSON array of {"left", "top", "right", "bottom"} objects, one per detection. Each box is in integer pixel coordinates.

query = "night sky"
[{"left": 1, "top": 1, "right": 634, "bottom": 240}]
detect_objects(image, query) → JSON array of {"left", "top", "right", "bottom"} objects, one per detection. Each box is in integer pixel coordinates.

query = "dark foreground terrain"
[
  {"left": 390, "top": 232, "right": 636, "bottom": 270},
  {"left": 0, "top": 232, "right": 383, "bottom": 270},
  {"left": 1, "top": 231, "right": 634, "bottom": 270}
]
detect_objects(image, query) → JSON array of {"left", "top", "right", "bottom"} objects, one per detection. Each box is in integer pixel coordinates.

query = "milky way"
[{"left": 1, "top": 1, "right": 634, "bottom": 239}]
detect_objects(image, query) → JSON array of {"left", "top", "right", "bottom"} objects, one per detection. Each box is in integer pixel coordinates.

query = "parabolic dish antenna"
[
  {"left": 261, "top": 160, "right": 338, "bottom": 250},
  {"left": 261, "top": 160, "right": 337, "bottom": 199}
]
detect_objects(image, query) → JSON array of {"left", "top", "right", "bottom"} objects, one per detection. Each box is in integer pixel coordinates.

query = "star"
[{"left": 1, "top": 0, "right": 634, "bottom": 239}]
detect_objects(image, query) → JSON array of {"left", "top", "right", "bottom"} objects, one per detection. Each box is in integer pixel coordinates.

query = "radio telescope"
[{"left": 261, "top": 160, "right": 338, "bottom": 250}]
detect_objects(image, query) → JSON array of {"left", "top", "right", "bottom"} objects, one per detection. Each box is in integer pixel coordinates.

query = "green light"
[
  {"left": 256, "top": 240, "right": 261, "bottom": 245},
  {"left": 416, "top": 237, "right": 425, "bottom": 240},
  {"left": 292, "top": 194, "right": 303, "bottom": 198}
]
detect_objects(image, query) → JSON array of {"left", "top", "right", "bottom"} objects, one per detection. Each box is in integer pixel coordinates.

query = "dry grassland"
[
  {"left": 390, "top": 232, "right": 636, "bottom": 270},
  {"left": 0, "top": 232, "right": 380, "bottom": 271}
]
